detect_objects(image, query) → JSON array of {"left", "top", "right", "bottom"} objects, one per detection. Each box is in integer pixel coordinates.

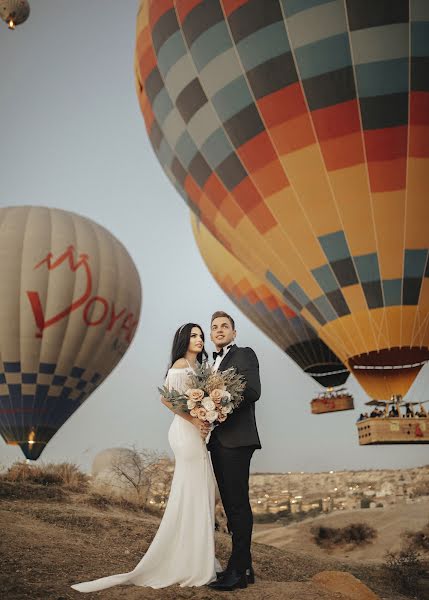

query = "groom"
[{"left": 207, "top": 311, "right": 261, "bottom": 591}]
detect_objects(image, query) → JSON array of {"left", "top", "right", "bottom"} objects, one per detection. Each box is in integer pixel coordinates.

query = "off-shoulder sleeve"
[
  {"left": 164, "top": 369, "right": 191, "bottom": 394},
  {"left": 164, "top": 371, "right": 171, "bottom": 390}
]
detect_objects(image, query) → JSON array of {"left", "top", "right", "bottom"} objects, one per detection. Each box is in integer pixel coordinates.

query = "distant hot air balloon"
[
  {"left": 191, "top": 214, "right": 349, "bottom": 389},
  {"left": 0, "top": 206, "right": 142, "bottom": 460},
  {"left": 0, "top": 0, "right": 30, "bottom": 29},
  {"left": 135, "top": 0, "right": 429, "bottom": 400}
]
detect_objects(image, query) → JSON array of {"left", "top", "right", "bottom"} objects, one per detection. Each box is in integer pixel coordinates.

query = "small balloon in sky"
[
  {"left": 0, "top": 0, "right": 30, "bottom": 29},
  {"left": 0, "top": 206, "right": 142, "bottom": 460}
]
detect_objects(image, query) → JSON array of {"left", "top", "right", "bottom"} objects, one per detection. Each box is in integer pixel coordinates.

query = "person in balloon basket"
[
  {"left": 207, "top": 310, "right": 261, "bottom": 591},
  {"left": 71, "top": 317, "right": 260, "bottom": 593}
]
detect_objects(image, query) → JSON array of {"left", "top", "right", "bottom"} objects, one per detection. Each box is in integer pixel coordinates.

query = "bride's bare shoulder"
[{"left": 171, "top": 358, "right": 189, "bottom": 369}]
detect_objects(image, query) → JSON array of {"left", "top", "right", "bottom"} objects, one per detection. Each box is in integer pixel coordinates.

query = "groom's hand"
[{"left": 192, "top": 417, "right": 211, "bottom": 439}]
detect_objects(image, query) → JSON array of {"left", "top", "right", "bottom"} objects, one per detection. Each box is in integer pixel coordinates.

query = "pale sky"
[{"left": 0, "top": 1, "right": 427, "bottom": 474}]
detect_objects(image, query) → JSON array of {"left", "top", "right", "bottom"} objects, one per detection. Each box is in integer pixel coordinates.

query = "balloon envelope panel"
[
  {"left": 0, "top": 206, "right": 142, "bottom": 459},
  {"left": 191, "top": 214, "right": 349, "bottom": 388},
  {"left": 136, "top": 0, "right": 429, "bottom": 399}
]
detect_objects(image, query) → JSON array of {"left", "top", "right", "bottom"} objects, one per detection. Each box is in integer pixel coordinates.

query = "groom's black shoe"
[
  {"left": 209, "top": 569, "right": 247, "bottom": 591},
  {"left": 246, "top": 566, "right": 255, "bottom": 584},
  {"left": 216, "top": 566, "right": 254, "bottom": 584}
]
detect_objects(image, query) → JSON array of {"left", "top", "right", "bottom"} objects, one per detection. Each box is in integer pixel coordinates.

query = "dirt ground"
[{"left": 0, "top": 480, "right": 421, "bottom": 600}]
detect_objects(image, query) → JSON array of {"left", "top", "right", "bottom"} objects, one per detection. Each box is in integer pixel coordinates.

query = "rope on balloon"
[
  {"left": 304, "top": 367, "right": 349, "bottom": 377},
  {"left": 352, "top": 360, "right": 428, "bottom": 371}
]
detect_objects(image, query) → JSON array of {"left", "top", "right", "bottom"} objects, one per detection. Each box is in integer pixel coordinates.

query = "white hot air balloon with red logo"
[{"left": 0, "top": 206, "right": 142, "bottom": 459}]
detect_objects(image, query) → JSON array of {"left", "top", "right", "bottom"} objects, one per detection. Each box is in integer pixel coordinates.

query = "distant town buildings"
[
  {"left": 145, "top": 463, "right": 428, "bottom": 518},
  {"left": 249, "top": 465, "right": 428, "bottom": 519}
]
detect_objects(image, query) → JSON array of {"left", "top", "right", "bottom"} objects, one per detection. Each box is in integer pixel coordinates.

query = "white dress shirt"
[{"left": 212, "top": 344, "right": 233, "bottom": 372}]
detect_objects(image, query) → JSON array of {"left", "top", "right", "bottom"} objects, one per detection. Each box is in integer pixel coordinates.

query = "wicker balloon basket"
[{"left": 311, "top": 394, "right": 354, "bottom": 414}]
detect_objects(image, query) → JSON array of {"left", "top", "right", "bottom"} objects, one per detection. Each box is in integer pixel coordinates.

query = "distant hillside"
[{"left": 254, "top": 499, "right": 429, "bottom": 563}]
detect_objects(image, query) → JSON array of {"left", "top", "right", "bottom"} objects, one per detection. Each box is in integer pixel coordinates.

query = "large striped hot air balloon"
[
  {"left": 0, "top": 206, "right": 142, "bottom": 460},
  {"left": 135, "top": 0, "right": 429, "bottom": 400},
  {"left": 191, "top": 214, "right": 349, "bottom": 389}
]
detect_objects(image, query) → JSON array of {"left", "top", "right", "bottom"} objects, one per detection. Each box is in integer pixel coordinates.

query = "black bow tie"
[
  {"left": 213, "top": 348, "right": 224, "bottom": 361},
  {"left": 213, "top": 345, "right": 231, "bottom": 361}
]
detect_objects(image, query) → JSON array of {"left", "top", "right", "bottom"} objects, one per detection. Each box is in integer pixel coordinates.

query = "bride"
[{"left": 71, "top": 323, "right": 219, "bottom": 592}]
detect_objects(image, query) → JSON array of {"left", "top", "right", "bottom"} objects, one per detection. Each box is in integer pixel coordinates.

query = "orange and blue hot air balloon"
[
  {"left": 0, "top": 206, "right": 142, "bottom": 460},
  {"left": 135, "top": 0, "right": 429, "bottom": 400},
  {"left": 191, "top": 214, "right": 349, "bottom": 389}
]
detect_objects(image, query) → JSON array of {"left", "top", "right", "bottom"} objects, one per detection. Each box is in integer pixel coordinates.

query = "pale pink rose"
[
  {"left": 218, "top": 413, "right": 227, "bottom": 423},
  {"left": 210, "top": 389, "right": 223, "bottom": 403},
  {"left": 196, "top": 407, "right": 207, "bottom": 420},
  {"left": 190, "top": 408, "right": 198, "bottom": 417},
  {"left": 186, "top": 388, "right": 205, "bottom": 402}
]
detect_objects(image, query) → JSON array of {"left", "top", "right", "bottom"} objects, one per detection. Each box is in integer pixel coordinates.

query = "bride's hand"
[{"left": 192, "top": 417, "right": 211, "bottom": 439}]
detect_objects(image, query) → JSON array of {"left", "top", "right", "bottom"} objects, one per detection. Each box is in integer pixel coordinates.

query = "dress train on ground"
[{"left": 72, "top": 368, "right": 219, "bottom": 592}]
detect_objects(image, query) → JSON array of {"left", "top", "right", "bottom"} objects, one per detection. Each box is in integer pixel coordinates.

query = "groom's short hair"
[{"left": 211, "top": 311, "right": 235, "bottom": 330}]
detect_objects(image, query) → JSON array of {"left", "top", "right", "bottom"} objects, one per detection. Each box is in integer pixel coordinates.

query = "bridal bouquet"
[{"left": 158, "top": 362, "right": 246, "bottom": 426}]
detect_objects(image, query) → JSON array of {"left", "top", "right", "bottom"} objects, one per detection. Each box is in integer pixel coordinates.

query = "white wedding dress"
[{"left": 72, "top": 367, "right": 219, "bottom": 592}]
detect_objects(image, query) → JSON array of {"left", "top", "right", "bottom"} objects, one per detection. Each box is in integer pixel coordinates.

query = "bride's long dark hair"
[{"left": 168, "top": 323, "right": 208, "bottom": 370}]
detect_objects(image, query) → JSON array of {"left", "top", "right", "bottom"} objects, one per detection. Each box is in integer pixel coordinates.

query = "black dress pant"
[{"left": 210, "top": 438, "right": 255, "bottom": 573}]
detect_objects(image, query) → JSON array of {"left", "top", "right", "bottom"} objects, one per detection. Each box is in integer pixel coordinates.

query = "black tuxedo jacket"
[{"left": 208, "top": 344, "right": 261, "bottom": 449}]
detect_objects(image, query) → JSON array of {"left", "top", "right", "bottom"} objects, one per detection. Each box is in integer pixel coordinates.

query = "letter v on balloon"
[{"left": 26, "top": 246, "right": 138, "bottom": 344}]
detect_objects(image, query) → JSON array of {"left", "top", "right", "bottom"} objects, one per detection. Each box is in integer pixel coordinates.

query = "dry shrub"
[
  {"left": 413, "top": 481, "right": 429, "bottom": 497},
  {"left": 384, "top": 548, "right": 427, "bottom": 596},
  {"left": 312, "top": 522, "right": 377, "bottom": 549},
  {"left": 0, "top": 479, "right": 66, "bottom": 501},
  {"left": 1, "top": 461, "right": 88, "bottom": 490},
  {"left": 2, "top": 461, "right": 62, "bottom": 485},
  {"left": 85, "top": 486, "right": 166, "bottom": 515},
  {"left": 116, "top": 497, "right": 143, "bottom": 513},
  {"left": 144, "top": 502, "right": 164, "bottom": 518},
  {"left": 85, "top": 492, "right": 113, "bottom": 510},
  {"left": 25, "top": 506, "right": 108, "bottom": 532},
  {"left": 85, "top": 491, "right": 143, "bottom": 513},
  {"left": 404, "top": 521, "right": 429, "bottom": 553}
]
